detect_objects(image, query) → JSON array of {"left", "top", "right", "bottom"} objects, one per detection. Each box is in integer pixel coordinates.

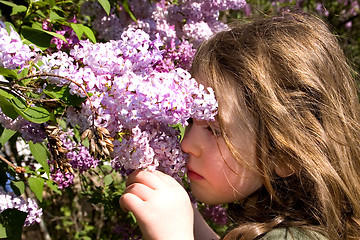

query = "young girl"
[{"left": 119, "top": 12, "right": 360, "bottom": 240}]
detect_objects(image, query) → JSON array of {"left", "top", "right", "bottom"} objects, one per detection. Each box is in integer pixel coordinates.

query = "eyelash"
[
  {"left": 206, "top": 126, "right": 221, "bottom": 137},
  {"left": 187, "top": 118, "right": 221, "bottom": 137}
]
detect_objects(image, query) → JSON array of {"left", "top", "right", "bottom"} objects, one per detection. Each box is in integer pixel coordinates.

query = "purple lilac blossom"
[
  {"left": 167, "top": 0, "right": 246, "bottom": 45},
  {"left": 37, "top": 27, "right": 217, "bottom": 177},
  {"left": 47, "top": 128, "right": 100, "bottom": 188},
  {"left": 112, "top": 223, "right": 141, "bottom": 239},
  {"left": 60, "top": 129, "right": 100, "bottom": 173},
  {"left": 80, "top": 0, "right": 245, "bottom": 68},
  {"left": 42, "top": 17, "right": 80, "bottom": 51},
  {"left": 202, "top": 204, "right": 228, "bottom": 226},
  {"left": 51, "top": 170, "right": 74, "bottom": 189},
  {"left": 51, "top": 16, "right": 80, "bottom": 50},
  {"left": 0, "top": 186, "right": 43, "bottom": 226},
  {"left": 0, "top": 111, "right": 46, "bottom": 143},
  {"left": 0, "top": 21, "right": 37, "bottom": 70}
]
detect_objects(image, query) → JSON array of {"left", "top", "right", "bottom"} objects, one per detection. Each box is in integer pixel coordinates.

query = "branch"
[
  {"left": 16, "top": 73, "right": 96, "bottom": 126},
  {"left": 0, "top": 154, "right": 25, "bottom": 173}
]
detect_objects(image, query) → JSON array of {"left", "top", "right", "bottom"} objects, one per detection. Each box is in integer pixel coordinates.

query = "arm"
[
  {"left": 119, "top": 170, "right": 194, "bottom": 240},
  {"left": 193, "top": 207, "right": 220, "bottom": 240}
]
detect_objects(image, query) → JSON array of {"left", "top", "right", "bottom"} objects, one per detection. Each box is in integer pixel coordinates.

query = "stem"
[{"left": 0, "top": 154, "right": 25, "bottom": 174}]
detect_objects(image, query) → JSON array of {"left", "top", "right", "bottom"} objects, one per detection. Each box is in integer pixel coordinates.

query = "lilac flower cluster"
[
  {"left": 0, "top": 21, "right": 46, "bottom": 143},
  {"left": 80, "top": 0, "right": 246, "bottom": 69},
  {"left": 51, "top": 170, "right": 74, "bottom": 190},
  {"left": 60, "top": 129, "right": 100, "bottom": 174},
  {"left": 82, "top": 0, "right": 246, "bottom": 44},
  {"left": 202, "top": 204, "right": 228, "bottom": 226},
  {"left": 0, "top": 110, "right": 46, "bottom": 144},
  {"left": 0, "top": 21, "right": 37, "bottom": 70},
  {"left": 168, "top": 0, "right": 246, "bottom": 45},
  {"left": 112, "top": 223, "right": 141, "bottom": 239},
  {"left": 336, "top": 0, "right": 359, "bottom": 28},
  {"left": 48, "top": 128, "right": 100, "bottom": 189},
  {"left": 42, "top": 17, "right": 80, "bottom": 51},
  {"left": 0, "top": 186, "right": 42, "bottom": 226},
  {"left": 39, "top": 27, "right": 217, "bottom": 178},
  {"left": 111, "top": 123, "right": 188, "bottom": 180}
]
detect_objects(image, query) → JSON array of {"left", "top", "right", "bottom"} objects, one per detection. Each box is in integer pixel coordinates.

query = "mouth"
[{"left": 186, "top": 165, "right": 204, "bottom": 180}]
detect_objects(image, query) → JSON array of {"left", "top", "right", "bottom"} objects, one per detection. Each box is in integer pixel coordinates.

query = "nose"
[{"left": 180, "top": 123, "right": 202, "bottom": 157}]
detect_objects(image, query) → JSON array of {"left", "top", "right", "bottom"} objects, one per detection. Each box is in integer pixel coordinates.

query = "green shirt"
[{"left": 259, "top": 228, "right": 328, "bottom": 240}]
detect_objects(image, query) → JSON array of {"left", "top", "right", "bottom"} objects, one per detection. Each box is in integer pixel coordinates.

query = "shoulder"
[{"left": 259, "top": 227, "right": 328, "bottom": 240}]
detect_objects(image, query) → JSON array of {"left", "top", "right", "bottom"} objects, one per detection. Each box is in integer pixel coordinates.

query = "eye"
[
  {"left": 206, "top": 125, "right": 221, "bottom": 137},
  {"left": 184, "top": 118, "right": 193, "bottom": 134},
  {"left": 187, "top": 118, "right": 193, "bottom": 125}
]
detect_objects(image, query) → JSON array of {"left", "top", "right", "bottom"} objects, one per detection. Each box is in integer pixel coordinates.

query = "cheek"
[
  {"left": 215, "top": 147, "right": 262, "bottom": 199},
  {"left": 228, "top": 166, "right": 263, "bottom": 199}
]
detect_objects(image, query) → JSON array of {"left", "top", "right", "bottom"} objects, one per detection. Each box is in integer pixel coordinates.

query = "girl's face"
[{"left": 181, "top": 99, "right": 262, "bottom": 205}]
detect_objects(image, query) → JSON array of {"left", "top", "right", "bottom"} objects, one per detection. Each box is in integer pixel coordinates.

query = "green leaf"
[
  {"left": 21, "top": 26, "right": 53, "bottom": 48},
  {"left": 0, "top": 127, "right": 16, "bottom": 145},
  {"left": 28, "top": 177, "right": 45, "bottom": 202},
  {"left": 70, "top": 23, "right": 84, "bottom": 40},
  {"left": 83, "top": 25, "right": 96, "bottom": 43},
  {"left": 29, "top": 142, "right": 50, "bottom": 177},
  {"left": 17, "top": 68, "right": 29, "bottom": 80},
  {"left": 0, "top": 0, "right": 26, "bottom": 15},
  {"left": 122, "top": 0, "right": 137, "bottom": 22},
  {"left": 0, "top": 95, "right": 19, "bottom": 119},
  {"left": 98, "top": 0, "right": 111, "bottom": 15},
  {"left": 43, "top": 84, "right": 67, "bottom": 99},
  {"left": 0, "top": 67, "right": 18, "bottom": 78},
  {"left": 10, "top": 97, "right": 50, "bottom": 123},
  {"left": 0, "top": 88, "right": 16, "bottom": 100},
  {"left": 104, "top": 174, "right": 113, "bottom": 186},
  {"left": 43, "top": 84, "right": 86, "bottom": 107},
  {"left": 4, "top": 21, "right": 16, "bottom": 35},
  {"left": 0, "top": 224, "right": 6, "bottom": 238},
  {"left": 46, "top": 0, "right": 55, "bottom": 7},
  {"left": 70, "top": 23, "right": 96, "bottom": 43},
  {"left": 49, "top": 10, "right": 65, "bottom": 21},
  {"left": 30, "top": 21, "right": 44, "bottom": 30},
  {"left": 12, "top": 5, "right": 27, "bottom": 15},
  {"left": 171, "top": 123, "right": 186, "bottom": 141},
  {"left": 0, "top": 209, "right": 27, "bottom": 240},
  {"left": 10, "top": 180, "right": 25, "bottom": 195},
  {"left": 46, "top": 180, "right": 62, "bottom": 194},
  {"left": 40, "top": 29, "right": 67, "bottom": 42},
  {"left": 62, "top": 88, "right": 87, "bottom": 107},
  {"left": 36, "top": 9, "right": 47, "bottom": 18},
  {"left": 21, "top": 26, "right": 67, "bottom": 48}
]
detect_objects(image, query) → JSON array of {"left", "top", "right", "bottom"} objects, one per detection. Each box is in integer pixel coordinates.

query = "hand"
[{"left": 119, "top": 170, "right": 194, "bottom": 240}]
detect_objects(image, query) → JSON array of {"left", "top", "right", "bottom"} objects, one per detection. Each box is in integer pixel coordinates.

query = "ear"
[{"left": 274, "top": 163, "right": 294, "bottom": 178}]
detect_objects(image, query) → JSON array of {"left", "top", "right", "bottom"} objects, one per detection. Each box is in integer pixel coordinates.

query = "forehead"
[
  {"left": 195, "top": 72, "right": 254, "bottom": 127},
  {"left": 193, "top": 73, "right": 210, "bottom": 88}
]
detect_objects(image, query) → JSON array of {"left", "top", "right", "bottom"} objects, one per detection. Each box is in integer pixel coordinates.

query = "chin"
[{"left": 192, "top": 192, "right": 228, "bottom": 205}]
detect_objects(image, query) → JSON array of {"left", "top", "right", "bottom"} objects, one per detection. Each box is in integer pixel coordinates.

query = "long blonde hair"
[{"left": 192, "top": 12, "right": 360, "bottom": 239}]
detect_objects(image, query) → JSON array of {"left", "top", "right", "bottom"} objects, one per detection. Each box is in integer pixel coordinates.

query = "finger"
[
  {"left": 124, "top": 182, "right": 155, "bottom": 201},
  {"left": 152, "top": 170, "right": 179, "bottom": 186},
  {"left": 119, "top": 191, "right": 144, "bottom": 213},
  {"left": 126, "top": 170, "right": 164, "bottom": 189}
]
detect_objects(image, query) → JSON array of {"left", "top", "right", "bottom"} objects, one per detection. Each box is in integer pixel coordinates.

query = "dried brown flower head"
[
  {"left": 45, "top": 125, "right": 74, "bottom": 174},
  {"left": 81, "top": 126, "right": 114, "bottom": 159}
]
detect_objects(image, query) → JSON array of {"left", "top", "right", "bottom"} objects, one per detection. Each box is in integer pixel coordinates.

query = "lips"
[{"left": 186, "top": 165, "right": 204, "bottom": 180}]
